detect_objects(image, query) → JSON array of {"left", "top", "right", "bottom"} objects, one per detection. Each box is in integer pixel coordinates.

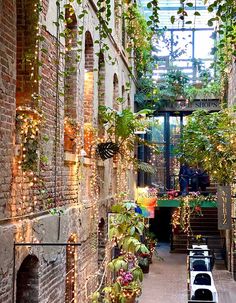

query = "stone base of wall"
[{"left": 0, "top": 205, "right": 104, "bottom": 303}]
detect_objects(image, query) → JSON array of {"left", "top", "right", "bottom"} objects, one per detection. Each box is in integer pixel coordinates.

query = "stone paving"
[
  {"left": 139, "top": 243, "right": 236, "bottom": 303},
  {"left": 213, "top": 264, "right": 236, "bottom": 303},
  {"left": 139, "top": 243, "right": 187, "bottom": 303}
]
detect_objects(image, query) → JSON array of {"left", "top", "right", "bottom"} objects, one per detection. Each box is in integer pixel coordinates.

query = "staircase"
[{"left": 171, "top": 208, "right": 219, "bottom": 253}]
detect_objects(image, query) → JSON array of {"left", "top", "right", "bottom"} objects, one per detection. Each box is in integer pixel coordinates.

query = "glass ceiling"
[{"left": 139, "top": 0, "right": 216, "bottom": 81}]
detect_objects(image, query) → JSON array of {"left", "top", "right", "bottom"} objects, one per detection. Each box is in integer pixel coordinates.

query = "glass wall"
[{"left": 140, "top": 0, "right": 216, "bottom": 81}]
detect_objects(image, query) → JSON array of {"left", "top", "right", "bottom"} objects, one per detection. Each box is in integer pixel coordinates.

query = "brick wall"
[
  {"left": 16, "top": 0, "right": 38, "bottom": 107},
  {"left": 0, "top": 0, "right": 136, "bottom": 302},
  {"left": 0, "top": 0, "right": 16, "bottom": 219}
]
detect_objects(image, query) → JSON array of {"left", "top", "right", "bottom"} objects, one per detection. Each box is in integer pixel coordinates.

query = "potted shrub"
[{"left": 145, "top": 231, "right": 157, "bottom": 263}]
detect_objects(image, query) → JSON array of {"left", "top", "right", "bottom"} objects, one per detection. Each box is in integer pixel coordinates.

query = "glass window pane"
[
  {"left": 195, "top": 30, "right": 214, "bottom": 59},
  {"left": 172, "top": 31, "right": 192, "bottom": 60},
  {"left": 151, "top": 117, "right": 165, "bottom": 143}
]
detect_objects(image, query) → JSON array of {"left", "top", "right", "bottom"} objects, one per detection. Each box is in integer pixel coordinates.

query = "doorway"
[{"left": 149, "top": 208, "right": 172, "bottom": 243}]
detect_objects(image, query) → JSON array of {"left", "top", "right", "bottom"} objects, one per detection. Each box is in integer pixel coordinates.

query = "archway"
[{"left": 16, "top": 255, "right": 39, "bottom": 303}]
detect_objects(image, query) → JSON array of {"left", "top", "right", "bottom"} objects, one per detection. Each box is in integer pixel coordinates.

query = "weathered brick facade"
[
  {"left": 228, "top": 60, "right": 236, "bottom": 280},
  {"left": 0, "top": 0, "right": 135, "bottom": 302}
]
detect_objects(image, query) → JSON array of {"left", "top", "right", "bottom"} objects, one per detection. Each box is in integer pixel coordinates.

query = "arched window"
[
  {"left": 98, "top": 53, "right": 105, "bottom": 139},
  {"left": 16, "top": 0, "right": 38, "bottom": 107},
  {"left": 64, "top": 5, "right": 78, "bottom": 118},
  {"left": 113, "top": 74, "right": 119, "bottom": 110},
  {"left": 65, "top": 234, "right": 77, "bottom": 303},
  {"left": 98, "top": 53, "right": 105, "bottom": 107},
  {"left": 16, "top": 255, "right": 39, "bottom": 303},
  {"left": 127, "top": 94, "right": 131, "bottom": 108},
  {"left": 98, "top": 218, "right": 106, "bottom": 266},
  {"left": 84, "top": 31, "right": 94, "bottom": 123},
  {"left": 98, "top": 218, "right": 106, "bottom": 284},
  {"left": 64, "top": 6, "right": 78, "bottom": 153},
  {"left": 122, "top": 12, "right": 126, "bottom": 48},
  {"left": 112, "top": 74, "right": 119, "bottom": 193},
  {"left": 84, "top": 32, "right": 94, "bottom": 157}
]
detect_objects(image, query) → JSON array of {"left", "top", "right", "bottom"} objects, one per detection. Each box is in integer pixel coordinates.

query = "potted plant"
[
  {"left": 157, "top": 68, "right": 190, "bottom": 104},
  {"left": 91, "top": 202, "right": 148, "bottom": 303},
  {"left": 97, "top": 106, "right": 154, "bottom": 160},
  {"left": 137, "top": 252, "right": 150, "bottom": 273},
  {"left": 64, "top": 116, "right": 79, "bottom": 153},
  {"left": 145, "top": 231, "right": 157, "bottom": 263}
]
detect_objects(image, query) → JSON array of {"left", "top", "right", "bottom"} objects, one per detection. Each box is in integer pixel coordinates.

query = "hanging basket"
[{"left": 96, "top": 142, "right": 119, "bottom": 160}]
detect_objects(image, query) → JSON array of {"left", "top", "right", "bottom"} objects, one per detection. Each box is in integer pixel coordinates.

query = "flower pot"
[
  {"left": 121, "top": 291, "right": 136, "bottom": 303},
  {"left": 64, "top": 130, "right": 76, "bottom": 153},
  {"left": 139, "top": 263, "right": 149, "bottom": 274},
  {"left": 124, "top": 295, "right": 136, "bottom": 303},
  {"left": 96, "top": 142, "right": 119, "bottom": 160}
]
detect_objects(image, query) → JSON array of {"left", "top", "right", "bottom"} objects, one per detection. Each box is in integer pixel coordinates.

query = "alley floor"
[{"left": 139, "top": 243, "right": 236, "bottom": 303}]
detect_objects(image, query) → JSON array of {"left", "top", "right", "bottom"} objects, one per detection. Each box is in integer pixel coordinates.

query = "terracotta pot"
[
  {"left": 124, "top": 295, "right": 136, "bottom": 303},
  {"left": 64, "top": 127, "right": 76, "bottom": 153},
  {"left": 121, "top": 293, "right": 136, "bottom": 303}
]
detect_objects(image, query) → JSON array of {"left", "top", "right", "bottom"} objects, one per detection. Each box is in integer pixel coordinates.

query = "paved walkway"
[
  {"left": 139, "top": 243, "right": 236, "bottom": 303},
  {"left": 213, "top": 264, "right": 236, "bottom": 303},
  {"left": 139, "top": 243, "right": 187, "bottom": 303}
]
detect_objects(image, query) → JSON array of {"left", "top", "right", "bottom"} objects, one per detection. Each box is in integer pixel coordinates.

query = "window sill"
[{"left": 64, "top": 151, "right": 77, "bottom": 163}]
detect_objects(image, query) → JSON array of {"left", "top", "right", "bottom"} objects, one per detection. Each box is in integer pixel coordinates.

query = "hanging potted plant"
[{"left": 96, "top": 106, "right": 154, "bottom": 160}]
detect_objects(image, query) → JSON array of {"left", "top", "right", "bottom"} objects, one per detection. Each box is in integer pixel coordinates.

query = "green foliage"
[
  {"left": 91, "top": 201, "right": 148, "bottom": 303},
  {"left": 178, "top": 108, "right": 236, "bottom": 185},
  {"left": 16, "top": 110, "right": 42, "bottom": 172},
  {"left": 157, "top": 68, "right": 190, "bottom": 103},
  {"left": 185, "top": 80, "right": 221, "bottom": 102},
  {"left": 98, "top": 106, "right": 157, "bottom": 160},
  {"left": 135, "top": 77, "right": 160, "bottom": 110},
  {"left": 125, "top": 3, "right": 153, "bottom": 76}
]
